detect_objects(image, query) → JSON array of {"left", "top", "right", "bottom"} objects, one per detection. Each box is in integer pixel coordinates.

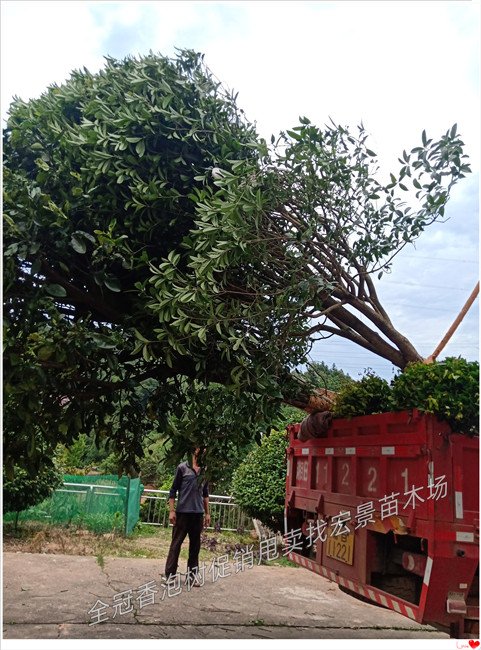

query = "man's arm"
[
  {"left": 169, "top": 497, "right": 176, "bottom": 525},
  {"left": 203, "top": 496, "right": 210, "bottom": 528},
  {"left": 202, "top": 481, "right": 210, "bottom": 528},
  {"left": 168, "top": 466, "right": 182, "bottom": 526}
]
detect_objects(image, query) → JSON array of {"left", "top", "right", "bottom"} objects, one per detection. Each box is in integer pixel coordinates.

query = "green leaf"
[
  {"left": 37, "top": 345, "right": 55, "bottom": 361},
  {"left": 136, "top": 140, "right": 146, "bottom": 157},
  {"left": 198, "top": 327, "right": 207, "bottom": 344},
  {"left": 104, "top": 277, "right": 121, "bottom": 292},
  {"left": 46, "top": 284, "right": 67, "bottom": 297},
  {"left": 142, "top": 344, "right": 152, "bottom": 362},
  {"left": 31, "top": 258, "right": 42, "bottom": 275},
  {"left": 90, "top": 334, "right": 117, "bottom": 349},
  {"left": 134, "top": 329, "right": 151, "bottom": 343},
  {"left": 70, "top": 235, "right": 86, "bottom": 254},
  {"left": 35, "top": 158, "right": 50, "bottom": 171},
  {"left": 286, "top": 130, "right": 302, "bottom": 141}
]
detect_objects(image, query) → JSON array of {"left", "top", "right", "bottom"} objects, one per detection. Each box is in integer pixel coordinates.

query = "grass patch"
[
  {"left": 268, "top": 556, "right": 300, "bottom": 568},
  {"left": 3, "top": 521, "right": 260, "bottom": 563},
  {"left": 130, "top": 522, "right": 167, "bottom": 538},
  {"left": 3, "top": 520, "right": 299, "bottom": 569}
]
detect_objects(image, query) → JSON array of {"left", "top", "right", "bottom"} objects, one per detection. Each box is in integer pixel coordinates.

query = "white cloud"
[
  {"left": 194, "top": 1, "right": 480, "bottom": 171},
  {"left": 1, "top": 1, "right": 105, "bottom": 119}
]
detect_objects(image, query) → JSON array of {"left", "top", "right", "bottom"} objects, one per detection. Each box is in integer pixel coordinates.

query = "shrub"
[
  {"left": 331, "top": 358, "right": 478, "bottom": 435},
  {"left": 3, "top": 464, "right": 63, "bottom": 530},
  {"left": 231, "top": 429, "right": 288, "bottom": 533},
  {"left": 391, "top": 357, "right": 479, "bottom": 434},
  {"left": 333, "top": 372, "right": 393, "bottom": 418}
]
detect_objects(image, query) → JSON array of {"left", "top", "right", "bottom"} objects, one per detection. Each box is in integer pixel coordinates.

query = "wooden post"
[{"left": 424, "top": 281, "right": 479, "bottom": 364}]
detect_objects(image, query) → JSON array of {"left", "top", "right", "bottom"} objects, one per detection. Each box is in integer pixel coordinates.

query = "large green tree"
[{"left": 3, "top": 50, "right": 470, "bottom": 478}]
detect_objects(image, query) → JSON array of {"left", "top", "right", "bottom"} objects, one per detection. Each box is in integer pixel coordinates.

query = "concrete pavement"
[{"left": 2, "top": 552, "right": 448, "bottom": 639}]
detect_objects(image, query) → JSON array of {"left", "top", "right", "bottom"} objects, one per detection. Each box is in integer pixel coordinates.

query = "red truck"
[{"left": 285, "top": 409, "right": 479, "bottom": 637}]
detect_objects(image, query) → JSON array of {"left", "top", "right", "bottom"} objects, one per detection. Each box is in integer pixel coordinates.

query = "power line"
[
  {"left": 402, "top": 255, "right": 478, "bottom": 264},
  {"left": 310, "top": 337, "right": 477, "bottom": 346},
  {"left": 381, "top": 280, "right": 476, "bottom": 292},
  {"left": 390, "top": 303, "right": 457, "bottom": 312},
  {"left": 309, "top": 347, "right": 479, "bottom": 359}
]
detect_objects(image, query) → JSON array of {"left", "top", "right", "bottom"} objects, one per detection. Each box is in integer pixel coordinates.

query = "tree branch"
[{"left": 40, "top": 260, "right": 124, "bottom": 324}]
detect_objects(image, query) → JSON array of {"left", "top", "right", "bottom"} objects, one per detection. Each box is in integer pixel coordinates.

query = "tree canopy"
[{"left": 3, "top": 50, "right": 471, "bottom": 478}]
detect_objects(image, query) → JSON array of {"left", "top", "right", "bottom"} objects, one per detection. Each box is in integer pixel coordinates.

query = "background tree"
[
  {"left": 55, "top": 435, "right": 99, "bottom": 474},
  {"left": 3, "top": 50, "right": 470, "bottom": 478},
  {"left": 3, "top": 465, "right": 63, "bottom": 531},
  {"left": 302, "top": 361, "right": 353, "bottom": 393}
]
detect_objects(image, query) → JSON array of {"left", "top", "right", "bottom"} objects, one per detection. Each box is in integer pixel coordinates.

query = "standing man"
[{"left": 164, "top": 447, "right": 210, "bottom": 586}]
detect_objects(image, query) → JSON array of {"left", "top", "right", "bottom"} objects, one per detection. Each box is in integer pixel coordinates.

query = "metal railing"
[
  {"left": 58, "top": 482, "right": 127, "bottom": 497},
  {"left": 140, "top": 489, "right": 252, "bottom": 532}
]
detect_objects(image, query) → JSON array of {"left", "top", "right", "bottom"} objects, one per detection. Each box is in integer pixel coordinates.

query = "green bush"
[
  {"left": 333, "top": 372, "right": 393, "bottom": 418},
  {"left": 3, "top": 464, "right": 63, "bottom": 529},
  {"left": 391, "top": 357, "right": 479, "bottom": 434},
  {"left": 331, "top": 358, "right": 478, "bottom": 435},
  {"left": 231, "top": 429, "right": 288, "bottom": 533}
]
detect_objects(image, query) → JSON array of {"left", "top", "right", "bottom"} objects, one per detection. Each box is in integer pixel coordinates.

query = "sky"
[{"left": 1, "top": 0, "right": 479, "bottom": 380}]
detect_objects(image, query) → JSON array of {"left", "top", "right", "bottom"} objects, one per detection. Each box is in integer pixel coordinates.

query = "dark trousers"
[{"left": 164, "top": 512, "right": 203, "bottom": 578}]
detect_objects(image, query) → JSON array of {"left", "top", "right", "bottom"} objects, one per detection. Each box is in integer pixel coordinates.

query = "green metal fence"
[{"left": 4, "top": 475, "right": 143, "bottom": 535}]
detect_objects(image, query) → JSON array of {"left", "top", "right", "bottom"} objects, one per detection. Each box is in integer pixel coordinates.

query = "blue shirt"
[{"left": 168, "top": 461, "right": 209, "bottom": 513}]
